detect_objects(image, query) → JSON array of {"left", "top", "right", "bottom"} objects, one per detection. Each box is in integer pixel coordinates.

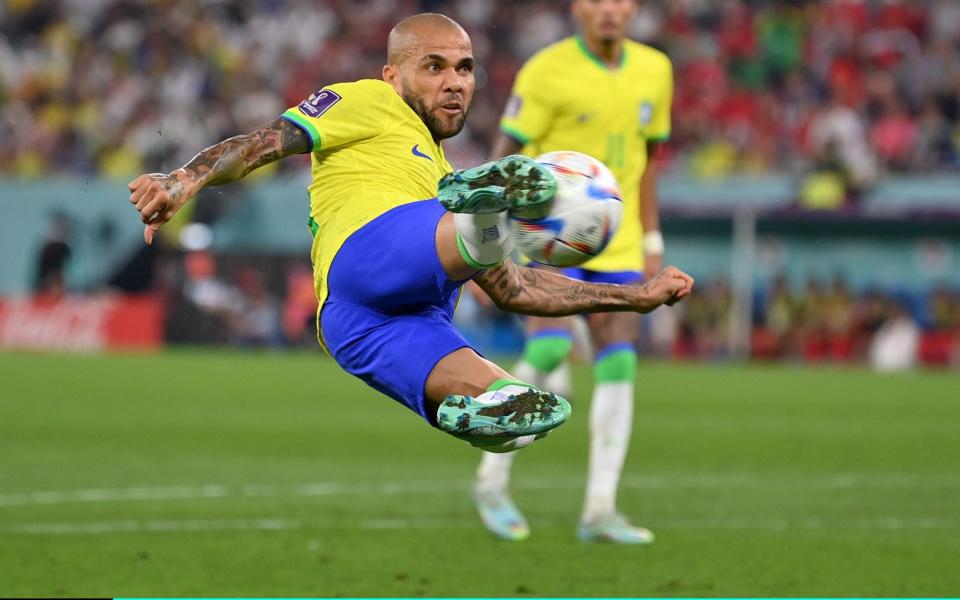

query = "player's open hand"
[
  {"left": 640, "top": 265, "right": 694, "bottom": 311},
  {"left": 127, "top": 170, "right": 193, "bottom": 245}
]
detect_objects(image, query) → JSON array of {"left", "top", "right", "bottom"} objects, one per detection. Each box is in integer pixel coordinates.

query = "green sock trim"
[
  {"left": 456, "top": 232, "right": 501, "bottom": 270},
  {"left": 523, "top": 334, "right": 573, "bottom": 374},
  {"left": 487, "top": 378, "right": 537, "bottom": 392},
  {"left": 594, "top": 348, "right": 637, "bottom": 383}
]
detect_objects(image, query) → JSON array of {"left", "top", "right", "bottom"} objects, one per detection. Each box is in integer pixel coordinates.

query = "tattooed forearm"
[
  {"left": 474, "top": 262, "right": 651, "bottom": 316},
  {"left": 180, "top": 118, "right": 308, "bottom": 192},
  {"left": 478, "top": 262, "right": 524, "bottom": 305}
]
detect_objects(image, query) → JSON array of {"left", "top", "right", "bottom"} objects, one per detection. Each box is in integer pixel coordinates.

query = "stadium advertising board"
[{"left": 0, "top": 295, "right": 163, "bottom": 351}]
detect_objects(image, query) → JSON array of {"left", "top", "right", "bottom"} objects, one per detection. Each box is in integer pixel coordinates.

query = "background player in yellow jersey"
[
  {"left": 126, "top": 13, "right": 692, "bottom": 455},
  {"left": 472, "top": 0, "right": 673, "bottom": 542}
]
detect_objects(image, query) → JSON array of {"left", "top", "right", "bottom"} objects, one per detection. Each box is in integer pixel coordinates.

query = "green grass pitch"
[{"left": 0, "top": 351, "right": 958, "bottom": 597}]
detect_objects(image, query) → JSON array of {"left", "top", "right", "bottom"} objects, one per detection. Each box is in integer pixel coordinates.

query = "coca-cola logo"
[{"left": 0, "top": 297, "right": 112, "bottom": 351}]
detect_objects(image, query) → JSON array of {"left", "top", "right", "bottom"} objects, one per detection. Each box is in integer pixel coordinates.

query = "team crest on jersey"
[
  {"left": 505, "top": 94, "right": 523, "bottom": 118},
  {"left": 638, "top": 101, "right": 653, "bottom": 126},
  {"left": 298, "top": 89, "right": 342, "bottom": 118}
]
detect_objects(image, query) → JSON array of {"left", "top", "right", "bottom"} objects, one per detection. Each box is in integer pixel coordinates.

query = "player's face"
[
  {"left": 392, "top": 32, "right": 475, "bottom": 140},
  {"left": 572, "top": 0, "right": 637, "bottom": 44}
]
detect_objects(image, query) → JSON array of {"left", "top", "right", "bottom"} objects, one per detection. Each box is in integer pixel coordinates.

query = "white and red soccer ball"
[{"left": 509, "top": 151, "right": 623, "bottom": 267}]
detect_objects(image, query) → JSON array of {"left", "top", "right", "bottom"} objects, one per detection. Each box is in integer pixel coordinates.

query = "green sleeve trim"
[
  {"left": 499, "top": 124, "right": 531, "bottom": 146},
  {"left": 456, "top": 233, "right": 501, "bottom": 270},
  {"left": 281, "top": 109, "right": 322, "bottom": 150},
  {"left": 647, "top": 131, "right": 671, "bottom": 143}
]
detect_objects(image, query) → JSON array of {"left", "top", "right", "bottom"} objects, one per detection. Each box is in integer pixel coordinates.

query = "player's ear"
[{"left": 382, "top": 64, "right": 402, "bottom": 94}]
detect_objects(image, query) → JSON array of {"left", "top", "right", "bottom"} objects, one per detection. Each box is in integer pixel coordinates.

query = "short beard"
[{"left": 400, "top": 83, "right": 467, "bottom": 141}]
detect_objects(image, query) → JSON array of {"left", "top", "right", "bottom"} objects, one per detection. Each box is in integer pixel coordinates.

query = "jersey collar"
[{"left": 576, "top": 35, "right": 626, "bottom": 71}]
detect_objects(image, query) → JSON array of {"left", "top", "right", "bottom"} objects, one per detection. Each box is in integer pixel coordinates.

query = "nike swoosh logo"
[{"left": 411, "top": 144, "right": 433, "bottom": 161}]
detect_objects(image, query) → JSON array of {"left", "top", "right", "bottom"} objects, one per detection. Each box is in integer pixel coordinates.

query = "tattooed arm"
[
  {"left": 128, "top": 118, "right": 309, "bottom": 244},
  {"left": 474, "top": 261, "right": 694, "bottom": 316}
]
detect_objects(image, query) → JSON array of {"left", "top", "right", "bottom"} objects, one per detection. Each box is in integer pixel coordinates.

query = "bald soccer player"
[
  {"left": 127, "top": 13, "right": 693, "bottom": 454},
  {"left": 473, "top": 0, "right": 675, "bottom": 543}
]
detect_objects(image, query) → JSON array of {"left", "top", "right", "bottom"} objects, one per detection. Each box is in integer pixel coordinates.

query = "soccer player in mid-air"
[
  {"left": 127, "top": 13, "right": 692, "bottom": 455},
  {"left": 472, "top": 0, "right": 674, "bottom": 542}
]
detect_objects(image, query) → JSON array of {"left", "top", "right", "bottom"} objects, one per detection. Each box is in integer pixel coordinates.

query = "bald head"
[
  {"left": 387, "top": 13, "right": 469, "bottom": 65},
  {"left": 382, "top": 13, "right": 475, "bottom": 142}
]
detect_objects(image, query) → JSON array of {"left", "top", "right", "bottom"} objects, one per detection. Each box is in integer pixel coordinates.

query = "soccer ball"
[{"left": 509, "top": 151, "right": 622, "bottom": 267}]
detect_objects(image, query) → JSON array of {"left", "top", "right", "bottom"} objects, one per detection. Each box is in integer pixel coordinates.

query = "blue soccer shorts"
[
  {"left": 561, "top": 267, "right": 644, "bottom": 286},
  {"left": 320, "top": 199, "right": 476, "bottom": 423}
]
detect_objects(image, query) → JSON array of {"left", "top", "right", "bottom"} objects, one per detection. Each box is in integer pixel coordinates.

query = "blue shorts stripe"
[
  {"left": 530, "top": 328, "right": 573, "bottom": 340},
  {"left": 595, "top": 342, "right": 636, "bottom": 362},
  {"left": 561, "top": 267, "right": 643, "bottom": 286}
]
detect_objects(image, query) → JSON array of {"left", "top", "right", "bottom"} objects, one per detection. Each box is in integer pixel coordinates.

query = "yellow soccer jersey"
[
  {"left": 280, "top": 79, "right": 454, "bottom": 322},
  {"left": 500, "top": 37, "right": 672, "bottom": 272}
]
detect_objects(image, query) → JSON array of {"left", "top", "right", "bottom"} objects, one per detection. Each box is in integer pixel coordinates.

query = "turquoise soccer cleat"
[
  {"left": 577, "top": 512, "right": 655, "bottom": 545},
  {"left": 437, "top": 154, "right": 557, "bottom": 214},
  {"left": 436, "top": 386, "right": 571, "bottom": 451},
  {"left": 472, "top": 489, "right": 530, "bottom": 541}
]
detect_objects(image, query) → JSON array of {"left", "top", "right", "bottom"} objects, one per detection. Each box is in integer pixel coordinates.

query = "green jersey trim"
[
  {"left": 281, "top": 109, "right": 322, "bottom": 150},
  {"left": 500, "top": 124, "right": 531, "bottom": 146},
  {"left": 576, "top": 35, "right": 626, "bottom": 71},
  {"left": 647, "top": 131, "right": 671, "bottom": 143}
]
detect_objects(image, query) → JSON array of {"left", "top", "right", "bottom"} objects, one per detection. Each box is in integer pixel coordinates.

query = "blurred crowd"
[
  {"left": 669, "top": 274, "right": 960, "bottom": 368},
  {"left": 4, "top": 0, "right": 960, "bottom": 191},
  {"left": 31, "top": 212, "right": 958, "bottom": 367},
  {"left": 156, "top": 250, "right": 318, "bottom": 348},
  {"left": 159, "top": 245, "right": 960, "bottom": 369}
]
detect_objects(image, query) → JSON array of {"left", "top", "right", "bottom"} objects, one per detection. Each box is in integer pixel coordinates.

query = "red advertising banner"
[{"left": 0, "top": 295, "right": 163, "bottom": 351}]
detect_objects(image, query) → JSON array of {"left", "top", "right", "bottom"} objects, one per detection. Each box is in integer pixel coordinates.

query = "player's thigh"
[
  {"left": 587, "top": 311, "right": 641, "bottom": 350},
  {"left": 424, "top": 347, "right": 512, "bottom": 406},
  {"left": 580, "top": 269, "right": 643, "bottom": 349},
  {"left": 435, "top": 211, "right": 480, "bottom": 281}
]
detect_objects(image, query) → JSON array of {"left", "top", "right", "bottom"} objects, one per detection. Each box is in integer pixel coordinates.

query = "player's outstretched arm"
[
  {"left": 474, "top": 261, "right": 694, "bottom": 317},
  {"left": 127, "top": 118, "right": 309, "bottom": 244}
]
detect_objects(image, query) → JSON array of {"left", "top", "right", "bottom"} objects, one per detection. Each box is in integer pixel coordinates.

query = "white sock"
[
  {"left": 476, "top": 446, "right": 517, "bottom": 492},
  {"left": 542, "top": 361, "right": 572, "bottom": 399},
  {"left": 454, "top": 212, "right": 514, "bottom": 268},
  {"left": 582, "top": 381, "right": 634, "bottom": 521}
]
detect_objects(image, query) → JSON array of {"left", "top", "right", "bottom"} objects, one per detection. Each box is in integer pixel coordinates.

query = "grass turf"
[{"left": 0, "top": 351, "right": 957, "bottom": 597}]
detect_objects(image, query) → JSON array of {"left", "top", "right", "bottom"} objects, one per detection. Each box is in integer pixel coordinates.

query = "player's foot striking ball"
[{"left": 437, "top": 154, "right": 557, "bottom": 214}]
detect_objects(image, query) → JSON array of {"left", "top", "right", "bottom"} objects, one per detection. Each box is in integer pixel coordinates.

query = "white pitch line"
[
  {"left": 2, "top": 515, "right": 957, "bottom": 536},
  {"left": 6, "top": 518, "right": 293, "bottom": 535},
  {"left": 1, "top": 473, "right": 957, "bottom": 509},
  {"left": 0, "top": 484, "right": 229, "bottom": 508}
]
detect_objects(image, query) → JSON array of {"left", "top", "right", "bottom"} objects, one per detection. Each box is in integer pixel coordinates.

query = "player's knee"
[
  {"left": 522, "top": 331, "right": 573, "bottom": 374},
  {"left": 593, "top": 343, "right": 637, "bottom": 382},
  {"left": 453, "top": 213, "right": 512, "bottom": 269}
]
